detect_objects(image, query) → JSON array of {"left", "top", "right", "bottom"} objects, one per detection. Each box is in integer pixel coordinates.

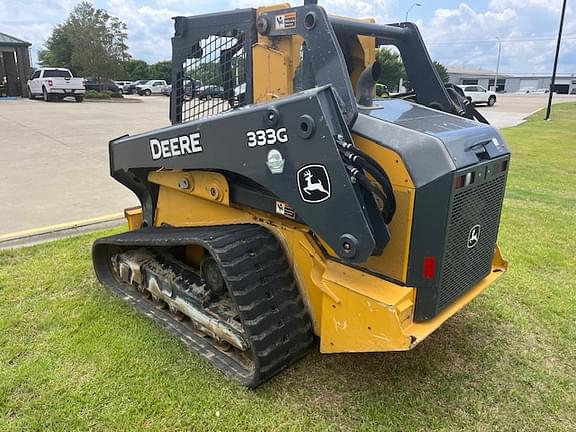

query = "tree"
[
  {"left": 375, "top": 48, "right": 405, "bottom": 92},
  {"left": 38, "top": 26, "right": 75, "bottom": 74},
  {"left": 433, "top": 61, "right": 449, "bottom": 83},
  {"left": 188, "top": 63, "right": 222, "bottom": 86},
  {"left": 149, "top": 61, "right": 172, "bottom": 83},
  {"left": 122, "top": 59, "right": 149, "bottom": 81},
  {"left": 38, "top": 2, "right": 129, "bottom": 86}
]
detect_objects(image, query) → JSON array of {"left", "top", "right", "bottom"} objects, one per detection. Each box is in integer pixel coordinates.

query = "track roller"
[{"left": 93, "top": 224, "right": 314, "bottom": 387}]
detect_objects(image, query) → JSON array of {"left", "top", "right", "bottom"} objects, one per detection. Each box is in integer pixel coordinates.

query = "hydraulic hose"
[
  {"left": 339, "top": 142, "right": 394, "bottom": 192},
  {"left": 345, "top": 165, "right": 394, "bottom": 223},
  {"left": 339, "top": 148, "right": 396, "bottom": 220}
]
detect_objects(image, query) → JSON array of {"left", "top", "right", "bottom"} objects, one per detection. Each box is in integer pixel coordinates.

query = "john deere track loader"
[{"left": 93, "top": 2, "right": 510, "bottom": 387}]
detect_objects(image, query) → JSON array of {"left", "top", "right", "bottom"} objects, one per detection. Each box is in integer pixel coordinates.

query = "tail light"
[
  {"left": 47, "top": 80, "right": 53, "bottom": 87},
  {"left": 423, "top": 256, "right": 436, "bottom": 279},
  {"left": 455, "top": 171, "right": 475, "bottom": 189}
]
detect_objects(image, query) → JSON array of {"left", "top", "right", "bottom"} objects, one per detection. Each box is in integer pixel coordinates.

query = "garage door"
[
  {"left": 554, "top": 84, "right": 569, "bottom": 94},
  {"left": 519, "top": 79, "right": 538, "bottom": 91}
]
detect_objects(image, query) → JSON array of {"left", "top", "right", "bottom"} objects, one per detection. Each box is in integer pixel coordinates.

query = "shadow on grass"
[{"left": 249, "top": 295, "right": 568, "bottom": 431}]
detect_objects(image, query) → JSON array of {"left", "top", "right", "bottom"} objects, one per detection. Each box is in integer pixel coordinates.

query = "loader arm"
[{"left": 109, "top": 86, "right": 388, "bottom": 263}]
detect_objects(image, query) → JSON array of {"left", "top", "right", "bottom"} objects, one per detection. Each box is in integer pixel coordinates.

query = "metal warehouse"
[{"left": 447, "top": 67, "right": 576, "bottom": 94}]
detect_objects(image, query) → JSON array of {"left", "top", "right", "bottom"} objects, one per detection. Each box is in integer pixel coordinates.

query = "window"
[
  {"left": 31, "top": 70, "right": 40, "bottom": 79},
  {"left": 488, "top": 78, "right": 506, "bottom": 92},
  {"left": 43, "top": 69, "right": 71, "bottom": 78},
  {"left": 465, "top": 86, "right": 478, "bottom": 92},
  {"left": 462, "top": 79, "right": 478, "bottom": 85}
]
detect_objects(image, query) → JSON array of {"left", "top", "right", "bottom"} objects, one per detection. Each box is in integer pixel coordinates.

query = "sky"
[{"left": 2, "top": 0, "right": 575, "bottom": 75}]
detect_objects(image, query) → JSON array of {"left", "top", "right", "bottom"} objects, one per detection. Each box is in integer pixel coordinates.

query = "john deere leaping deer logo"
[
  {"left": 297, "top": 164, "right": 331, "bottom": 203},
  {"left": 467, "top": 224, "right": 481, "bottom": 248}
]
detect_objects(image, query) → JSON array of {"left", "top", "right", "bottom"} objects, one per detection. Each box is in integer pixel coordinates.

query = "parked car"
[
  {"left": 458, "top": 85, "right": 497, "bottom": 106},
  {"left": 196, "top": 85, "right": 224, "bottom": 100},
  {"left": 113, "top": 81, "right": 132, "bottom": 93},
  {"left": 229, "top": 82, "right": 246, "bottom": 107},
  {"left": 83, "top": 79, "right": 121, "bottom": 94},
  {"left": 136, "top": 80, "right": 168, "bottom": 96},
  {"left": 531, "top": 88, "right": 550, "bottom": 95},
  {"left": 27, "top": 68, "right": 85, "bottom": 102},
  {"left": 124, "top": 80, "right": 149, "bottom": 94},
  {"left": 184, "top": 79, "right": 202, "bottom": 99},
  {"left": 162, "top": 79, "right": 203, "bottom": 99}
]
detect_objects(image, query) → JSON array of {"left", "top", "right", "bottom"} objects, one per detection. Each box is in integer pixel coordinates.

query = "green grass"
[{"left": 1, "top": 104, "right": 575, "bottom": 431}]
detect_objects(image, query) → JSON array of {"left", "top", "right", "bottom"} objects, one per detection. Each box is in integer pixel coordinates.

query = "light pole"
[
  {"left": 494, "top": 37, "right": 501, "bottom": 92},
  {"left": 545, "top": 0, "right": 568, "bottom": 120},
  {"left": 405, "top": 3, "right": 421, "bottom": 22}
]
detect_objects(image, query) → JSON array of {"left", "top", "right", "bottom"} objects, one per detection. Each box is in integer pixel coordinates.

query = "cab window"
[{"left": 43, "top": 69, "right": 72, "bottom": 78}]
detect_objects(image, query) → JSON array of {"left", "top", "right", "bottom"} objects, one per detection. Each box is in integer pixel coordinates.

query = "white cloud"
[
  {"left": 1, "top": 0, "right": 573, "bottom": 74},
  {"left": 0, "top": 0, "right": 83, "bottom": 63},
  {"left": 489, "top": 0, "right": 562, "bottom": 13},
  {"left": 419, "top": 2, "right": 575, "bottom": 74},
  {"left": 321, "top": 0, "right": 396, "bottom": 22}
]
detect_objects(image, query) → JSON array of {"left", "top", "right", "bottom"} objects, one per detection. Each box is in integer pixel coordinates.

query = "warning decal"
[
  {"left": 275, "top": 201, "right": 296, "bottom": 219},
  {"left": 274, "top": 12, "right": 297, "bottom": 30}
]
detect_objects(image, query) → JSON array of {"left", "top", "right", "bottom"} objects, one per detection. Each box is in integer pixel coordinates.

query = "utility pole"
[
  {"left": 494, "top": 37, "right": 501, "bottom": 92},
  {"left": 545, "top": 0, "right": 568, "bottom": 120}
]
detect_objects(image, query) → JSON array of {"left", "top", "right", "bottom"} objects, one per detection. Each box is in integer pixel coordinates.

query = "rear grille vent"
[{"left": 438, "top": 174, "right": 506, "bottom": 310}]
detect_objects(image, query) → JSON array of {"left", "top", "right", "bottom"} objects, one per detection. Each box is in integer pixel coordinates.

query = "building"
[
  {"left": 447, "top": 67, "right": 576, "bottom": 94},
  {"left": 0, "top": 32, "right": 32, "bottom": 97}
]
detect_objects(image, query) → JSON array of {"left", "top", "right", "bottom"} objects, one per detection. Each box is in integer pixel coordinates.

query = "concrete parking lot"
[
  {"left": 475, "top": 93, "right": 574, "bottom": 128},
  {"left": 0, "top": 93, "right": 573, "bottom": 238},
  {"left": 0, "top": 96, "right": 169, "bottom": 237}
]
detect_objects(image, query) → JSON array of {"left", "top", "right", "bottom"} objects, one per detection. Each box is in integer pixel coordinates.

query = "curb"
[
  {"left": 525, "top": 106, "right": 544, "bottom": 119},
  {"left": 0, "top": 213, "right": 125, "bottom": 249},
  {"left": 84, "top": 98, "right": 143, "bottom": 103}
]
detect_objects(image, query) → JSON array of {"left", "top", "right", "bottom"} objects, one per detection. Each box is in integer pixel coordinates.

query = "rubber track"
[{"left": 92, "top": 224, "right": 314, "bottom": 387}]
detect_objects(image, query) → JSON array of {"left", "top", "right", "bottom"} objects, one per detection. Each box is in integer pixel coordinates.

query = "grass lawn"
[{"left": 1, "top": 104, "right": 575, "bottom": 431}]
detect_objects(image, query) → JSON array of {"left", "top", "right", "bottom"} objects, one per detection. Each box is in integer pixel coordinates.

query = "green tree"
[
  {"left": 188, "top": 63, "right": 221, "bottom": 86},
  {"left": 122, "top": 59, "right": 149, "bottom": 81},
  {"left": 433, "top": 60, "right": 449, "bottom": 83},
  {"left": 149, "top": 61, "right": 172, "bottom": 83},
  {"left": 38, "top": 2, "right": 129, "bottom": 87},
  {"left": 375, "top": 47, "right": 405, "bottom": 92},
  {"left": 38, "top": 26, "right": 75, "bottom": 74}
]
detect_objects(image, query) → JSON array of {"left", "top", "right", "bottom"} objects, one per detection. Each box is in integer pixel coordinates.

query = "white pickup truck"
[
  {"left": 136, "top": 80, "right": 168, "bottom": 96},
  {"left": 27, "top": 68, "right": 85, "bottom": 102}
]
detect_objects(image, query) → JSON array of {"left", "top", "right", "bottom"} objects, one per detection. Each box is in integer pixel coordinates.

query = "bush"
[
  {"left": 85, "top": 90, "right": 110, "bottom": 99},
  {"left": 84, "top": 90, "right": 123, "bottom": 99}
]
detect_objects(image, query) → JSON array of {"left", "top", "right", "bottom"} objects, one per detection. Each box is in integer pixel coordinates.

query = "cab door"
[
  {"left": 464, "top": 86, "right": 482, "bottom": 104},
  {"left": 152, "top": 81, "right": 164, "bottom": 94},
  {"left": 476, "top": 86, "right": 490, "bottom": 103},
  {"left": 29, "top": 70, "right": 41, "bottom": 93}
]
